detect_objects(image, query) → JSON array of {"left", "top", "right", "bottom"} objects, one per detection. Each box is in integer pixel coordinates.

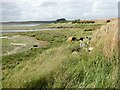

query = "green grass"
[
  {"left": 26, "top": 28, "right": 93, "bottom": 44},
  {"left": 2, "top": 35, "right": 48, "bottom": 55},
  {"left": 47, "top": 22, "right": 103, "bottom": 28},
  {"left": 1, "top": 38, "right": 14, "bottom": 54},
  {"left": 2, "top": 43, "right": 118, "bottom": 88},
  {"left": 2, "top": 22, "right": 119, "bottom": 88}
]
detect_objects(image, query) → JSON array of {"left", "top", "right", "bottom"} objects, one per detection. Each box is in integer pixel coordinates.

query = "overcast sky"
[{"left": 0, "top": 0, "right": 119, "bottom": 22}]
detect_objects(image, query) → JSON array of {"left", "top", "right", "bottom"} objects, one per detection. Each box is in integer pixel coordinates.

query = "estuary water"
[{"left": 0, "top": 28, "right": 59, "bottom": 33}]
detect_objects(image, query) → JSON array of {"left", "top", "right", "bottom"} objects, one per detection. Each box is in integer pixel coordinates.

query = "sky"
[{"left": 0, "top": 0, "right": 119, "bottom": 22}]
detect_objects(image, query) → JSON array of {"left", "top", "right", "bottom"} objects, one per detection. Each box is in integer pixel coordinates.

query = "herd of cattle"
[{"left": 67, "top": 36, "right": 94, "bottom": 53}]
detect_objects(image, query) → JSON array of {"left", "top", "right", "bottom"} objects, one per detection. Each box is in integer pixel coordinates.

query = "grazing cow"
[
  {"left": 72, "top": 37, "right": 76, "bottom": 41},
  {"left": 67, "top": 36, "right": 76, "bottom": 42},
  {"left": 33, "top": 45, "right": 38, "bottom": 47},
  {"left": 106, "top": 20, "right": 110, "bottom": 23},
  {"left": 79, "top": 37, "right": 84, "bottom": 41}
]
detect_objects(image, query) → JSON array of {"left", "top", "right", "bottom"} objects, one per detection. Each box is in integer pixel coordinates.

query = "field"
[{"left": 1, "top": 19, "right": 119, "bottom": 88}]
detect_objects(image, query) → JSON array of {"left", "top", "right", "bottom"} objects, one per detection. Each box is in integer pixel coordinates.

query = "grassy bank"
[
  {"left": 2, "top": 20, "right": 119, "bottom": 88},
  {"left": 2, "top": 42, "right": 118, "bottom": 88}
]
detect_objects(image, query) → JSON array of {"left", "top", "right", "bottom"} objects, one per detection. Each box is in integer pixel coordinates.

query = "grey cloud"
[
  {"left": 41, "top": 2, "right": 58, "bottom": 7},
  {"left": 1, "top": 1, "right": 119, "bottom": 22},
  {"left": 2, "top": 2, "right": 22, "bottom": 21}
]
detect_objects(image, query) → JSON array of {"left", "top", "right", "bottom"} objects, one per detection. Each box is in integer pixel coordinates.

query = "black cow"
[{"left": 79, "top": 37, "right": 84, "bottom": 41}]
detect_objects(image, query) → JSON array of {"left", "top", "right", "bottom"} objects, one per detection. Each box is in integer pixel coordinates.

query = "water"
[
  {"left": 0, "top": 22, "right": 59, "bottom": 33},
  {"left": 0, "top": 28, "right": 59, "bottom": 33},
  {"left": 2, "top": 23, "right": 41, "bottom": 27}
]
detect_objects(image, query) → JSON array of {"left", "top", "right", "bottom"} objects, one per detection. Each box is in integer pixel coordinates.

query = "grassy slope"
[{"left": 2, "top": 20, "right": 119, "bottom": 88}]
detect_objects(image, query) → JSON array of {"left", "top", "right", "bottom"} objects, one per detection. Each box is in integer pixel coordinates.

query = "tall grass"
[{"left": 2, "top": 43, "right": 119, "bottom": 88}]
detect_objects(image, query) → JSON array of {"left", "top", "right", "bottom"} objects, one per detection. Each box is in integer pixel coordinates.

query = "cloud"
[
  {"left": 2, "top": 2, "right": 23, "bottom": 21},
  {"left": 90, "top": 1, "right": 118, "bottom": 19},
  {"left": 1, "top": 0, "right": 119, "bottom": 21},
  {"left": 41, "top": 2, "right": 58, "bottom": 7}
]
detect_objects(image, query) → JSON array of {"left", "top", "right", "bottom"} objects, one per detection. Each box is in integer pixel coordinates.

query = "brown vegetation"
[{"left": 91, "top": 19, "right": 118, "bottom": 58}]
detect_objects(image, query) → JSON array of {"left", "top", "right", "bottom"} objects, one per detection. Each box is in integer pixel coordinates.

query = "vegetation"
[
  {"left": 1, "top": 21, "right": 103, "bottom": 30},
  {"left": 2, "top": 38, "right": 14, "bottom": 54},
  {"left": 1, "top": 19, "right": 119, "bottom": 88},
  {"left": 72, "top": 20, "right": 95, "bottom": 24}
]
